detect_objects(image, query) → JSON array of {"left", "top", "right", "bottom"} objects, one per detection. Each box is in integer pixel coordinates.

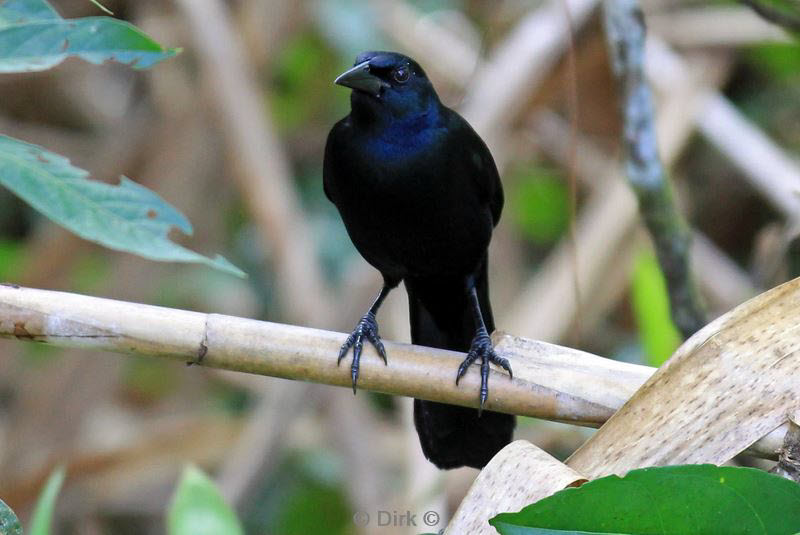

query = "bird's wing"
[
  {"left": 448, "top": 112, "right": 504, "bottom": 226},
  {"left": 323, "top": 117, "right": 350, "bottom": 204}
]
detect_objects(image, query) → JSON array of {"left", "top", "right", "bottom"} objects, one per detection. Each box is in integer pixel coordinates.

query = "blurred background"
[{"left": 0, "top": 0, "right": 798, "bottom": 533}]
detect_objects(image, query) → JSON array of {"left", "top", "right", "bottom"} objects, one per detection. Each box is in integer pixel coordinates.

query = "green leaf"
[
  {"left": 0, "top": 0, "right": 175, "bottom": 71},
  {"left": 0, "top": 0, "right": 60, "bottom": 28},
  {"left": 745, "top": 42, "right": 800, "bottom": 81},
  {"left": 0, "top": 498, "right": 22, "bottom": 535},
  {"left": 0, "top": 239, "right": 25, "bottom": 280},
  {"left": 0, "top": 135, "right": 245, "bottom": 277},
  {"left": 631, "top": 249, "right": 681, "bottom": 366},
  {"left": 489, "top": 528, "right": 626, "bottom": 535},
  {"left": 168, "top": 464, "right": 244, "bottom": 535},
  {"left": 0, "top": 15, "right": 179, "bottom": 72},
  {"left": 509, "top": 166, "right": 569, "bottom": 245},
  {"left": 270, "top": 33, "right": 336, "bottom": 132},
  {"left": 490, "top": 464, "right": 800, "bottom": 534},
  {"left": 29, "top": 466, "right": 66, "bottom": 535}
]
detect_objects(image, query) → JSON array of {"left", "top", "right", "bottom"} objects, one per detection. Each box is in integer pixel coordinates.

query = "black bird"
[{"left": 324, "top": 51, "right": 513, "bottom": 469}]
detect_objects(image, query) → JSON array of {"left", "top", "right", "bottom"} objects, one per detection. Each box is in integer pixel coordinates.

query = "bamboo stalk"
[{"left": 0, "top": 284, "right": 782, "bottom": 460}]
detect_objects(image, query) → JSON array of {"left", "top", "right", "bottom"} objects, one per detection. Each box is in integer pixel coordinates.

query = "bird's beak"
[{"left": 334, "top": 61, "right": 387, "bottom": 97}]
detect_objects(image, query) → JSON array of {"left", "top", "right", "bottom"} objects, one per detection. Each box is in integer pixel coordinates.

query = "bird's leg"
[
  {"left": 338, "top": 282, "right": 394, "bottom": 393},
  {"left": 455, "top": 285, "right": 513, "bottom": 414}
]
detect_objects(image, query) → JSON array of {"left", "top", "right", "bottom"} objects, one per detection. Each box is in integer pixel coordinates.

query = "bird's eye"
[{"left": 392, "top": 67, "right": 410, "bottom": 83}]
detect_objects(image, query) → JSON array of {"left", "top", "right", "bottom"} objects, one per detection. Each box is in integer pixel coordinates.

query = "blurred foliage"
[
  {"left": 311, "top": 0, "right": 389, "bottom": 58},
  {"left": 0, "top": 0, "right": 178, "bottom": 72},
  {"left": 0, "top": 136, "right": 244, "bottom": 277},
  {"left": 508, "top": 165, "right": 569, "bottom": 245},
  {"left": 242, "top": 450, "right": 351, "bottom": 535},
  {"left": 121, "top": 357, "right": 179, "bottom": 405},
  {"left": 0, "top": 466, "right": 67, "bottom": 535},
  {"left": 168, "top": 465, "right": 244, "bottom": 535},
  {"left": 631, "top": 249, "right": 681, "bottom": 366},
  {"left": 0, "top": 498, "right": 22, "bottom": 535},
  {"left": 19, "top": 339, "right": 62, "bottom": 368},
  {"left": 0, "top": 239, "right": 24, "bottom": 280},
  {"left": 208, "top": 379, "right": 254, "bottom": 415},
  {"left": 741, "top": 0, "right": 800, "bottom": 33},
  {"left": 29, "top": 466, "right": 65, "bottom": 535},
  {"left": 737, "top": 42, "right": 800, "bottom": 152},
  {"left": 270, "top": 32, "right": 348, "bottom": 133},
  {"left": 0, "top": 2, "right": 241, "bottom": 277},
  {"left": 0, "top": 465, "right": 249, "bottom": 535},
  {"left": 745, "top": 42, "right": 800, "bottom": 80},
  {"left": 67, "top": 251, "right": 111, "bottom": 294}
]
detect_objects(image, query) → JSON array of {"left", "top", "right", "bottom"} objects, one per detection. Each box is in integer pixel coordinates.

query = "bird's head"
[{"left": 335, "top": 51, "right": 439, "bottom": 123}]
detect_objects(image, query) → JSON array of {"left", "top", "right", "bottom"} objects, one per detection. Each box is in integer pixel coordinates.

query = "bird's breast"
[
  {"left": 361, "top": 122, "right": 443, "bottom": 165},
  {"left": 337, "top": 146, "right": 491, "bottom": 278}
]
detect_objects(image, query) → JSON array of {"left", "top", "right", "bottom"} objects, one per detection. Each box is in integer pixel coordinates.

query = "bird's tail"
[{"left": 407, "top": 260, "right": 514, "bottom": 469}]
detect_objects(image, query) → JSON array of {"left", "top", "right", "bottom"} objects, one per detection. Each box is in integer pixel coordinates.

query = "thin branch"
[
  {"left": 603, "top": 0, "right": 707, "bottom": 339},
  {"left": 0, "top": 285, "right": 781, "bottom": 460},
  {"left": 741, "top": 0, "right": 800, "bottom": 32},
  {"left": 648, "top": 6, "right": 792, "bottom": 47}
]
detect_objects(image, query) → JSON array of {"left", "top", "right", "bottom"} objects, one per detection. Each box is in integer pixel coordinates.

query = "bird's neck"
[{"left": 352, "top": 99, "right": 442, "bottom": 147}]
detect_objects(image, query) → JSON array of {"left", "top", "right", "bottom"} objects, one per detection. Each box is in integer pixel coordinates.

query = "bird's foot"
[
  {"left": 338, "top": 311, "right": 387, "bottom": 394},
  {"left": 455, "top": 327, "right": 513, "bottom": 413}
]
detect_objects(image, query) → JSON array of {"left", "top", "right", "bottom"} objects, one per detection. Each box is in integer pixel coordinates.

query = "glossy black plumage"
[{"left": 324, "top": 51, "right": 514, "bottom": 469}]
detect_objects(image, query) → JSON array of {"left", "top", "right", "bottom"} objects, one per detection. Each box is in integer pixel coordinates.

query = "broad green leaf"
[
  {"left": 491, "top": 465, "right": 800, "bottom": 535},
  {"left": 490, "top": 529, "right": 625, "bottom": 535},
  {"left": 631, "top": 250, "right": 681, "bottom": 366},
  {"left": 0, "top": 16, "right": 179, "bottom": 72},
  {"left": 0, "top": 0, "right": 60, "bottom": 28},
  {"left": 0, "top": 135, "right": 245, "bottom": 277},
  {"left": 0, "top": 498, "right": 22, "bottom": 535},
  {"left": 29, "top": 466, "right": 65, "bottom": 535},
  {"left": 168, "top": 464, "right": 243, "bottom": 535}
]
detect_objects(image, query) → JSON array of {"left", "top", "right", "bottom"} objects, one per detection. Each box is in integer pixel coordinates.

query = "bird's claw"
[
  {"left": 338, "top": 311, "right": 387, "bottom": 394},
  {"left": 455, "top": 327, "right": 513, "bottom": 414}
]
